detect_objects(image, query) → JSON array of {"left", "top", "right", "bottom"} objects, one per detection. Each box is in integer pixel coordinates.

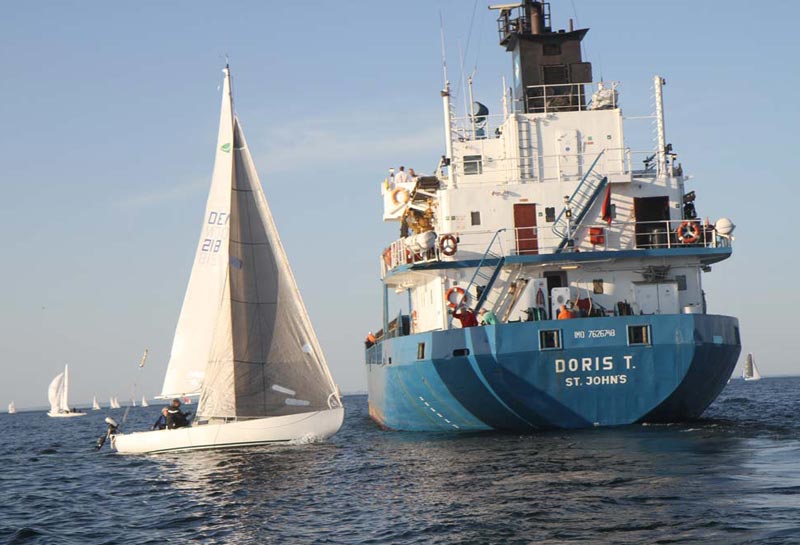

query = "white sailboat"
[
  {"left": 47, "top": 365, "right": 86, "bottom": 417},
  {"left": 109, "top": 396, "right": 121, "bottom": 409},
  {"left": 743, "top": 353, "right": 762, "bottom": 381},
  {"left": 111, "top": 66, "right": 343, "bottom": 454},
  {"left": 141, "top": 396, "right": 149, "bottom": 408},
  {"left": 8, "top": 401, "right": 16, "bottom": 414},
  {"left": 92, "top": 396, "right": 101, "bottom": 410}
]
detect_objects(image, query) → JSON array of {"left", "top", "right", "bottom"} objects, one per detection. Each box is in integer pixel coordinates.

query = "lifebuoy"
[
  {"left": 439, "top": 234, "right": 458, "bottom": 256},
  {"left": 676, "top": 221, "right": 700, "bottom": 244},
  {"left": 382, "top": 248, "right": 392, "bottom": 267},
  {"left": 445, "top": 286, "right": 466, "bottom": 309},
  {"left": 391, "top": 187, "right": 411, "bottom": 206}
]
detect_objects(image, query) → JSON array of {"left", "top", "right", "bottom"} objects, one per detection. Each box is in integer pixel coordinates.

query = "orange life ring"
[
  {"left": 676, "top": 221, "right": 700, "bottom": 244},
  {"left": 439, "top": 234, "right": 458, "bottom": 256},
  {"left": 391, "top": 187, "right": 411, "bottom": 206},
  {"left": 445, "top": 286, "right": 466, "bottom": 309}
]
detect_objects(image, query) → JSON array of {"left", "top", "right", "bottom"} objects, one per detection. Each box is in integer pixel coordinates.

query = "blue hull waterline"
[{"left": 367, "top": 315, "right": 740, "bottom": 431}]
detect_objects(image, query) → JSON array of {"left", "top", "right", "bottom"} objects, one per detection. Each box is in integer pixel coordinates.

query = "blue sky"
[{"left": 1, "top": 1, "right": 796, "bottom": 409}]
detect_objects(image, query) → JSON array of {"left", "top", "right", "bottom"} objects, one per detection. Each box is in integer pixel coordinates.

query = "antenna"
[{"left": 439, "top": 12, "right": 448, "bottom": 85}]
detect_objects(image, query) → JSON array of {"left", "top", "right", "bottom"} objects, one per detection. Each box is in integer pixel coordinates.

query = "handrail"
[
  {"left": 552, "top": 150, "right": 607, "bottom": 238},
  {"left": 448, "top": 229, "right": 506, "bottom": 327}
]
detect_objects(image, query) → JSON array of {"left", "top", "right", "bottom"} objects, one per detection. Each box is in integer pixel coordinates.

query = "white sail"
[
  {"left": 743, "top": 353, "right": 762, "bottom": 381},
  {"left": 48, "top": 372, "right": 65, "bottom": 414},
  {"left": 61, "top": 365, "right": 71, "bottom": 413},
  {"left": 160, "top": 68, "right": 235, "bottom": 399},
  {"left": 141, "top": 396, "right": 149, "bottom": 407},
  {"left": 8, "top": 401, "right": 16, "bottom": 414},
  {"left": 92, "top": 396, "right": 100, "bottom": 410}
]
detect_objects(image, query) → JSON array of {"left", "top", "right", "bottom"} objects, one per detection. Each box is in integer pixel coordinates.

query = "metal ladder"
[
  {"left": 450, "top": 230, "right": 506, "bottom": 327},
  {"left": 552, "top": 150, "right": 608, "bottom": 250},
  {"left": 518, "top": 116, "right": 535, "bottom": 181}
]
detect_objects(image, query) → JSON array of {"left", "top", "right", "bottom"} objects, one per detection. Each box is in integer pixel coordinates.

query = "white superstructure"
[{"left": 377, "top": 2, "right": 734, "bottom": 336}]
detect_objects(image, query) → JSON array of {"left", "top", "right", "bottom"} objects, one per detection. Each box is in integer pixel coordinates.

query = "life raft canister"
[
  {"left": 391, "top": 187, "right": 411, "bottom": 206},
  {"left": 439, "top": 234, "right": 458, "bottom": 256},
  {"left": 445, "top": 286, "right": 466, "bottom": 309},
  {"left": 676, "top": 221, "right": 701, "bottom": 244}
]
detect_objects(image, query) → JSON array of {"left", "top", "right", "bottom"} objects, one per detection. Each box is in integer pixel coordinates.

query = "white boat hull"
[
  {"left": 47, "top": 411, "right": 87, "bottom": 418},
  {"left": 111, "top": 407, "right": 344, "bottom": 454}
]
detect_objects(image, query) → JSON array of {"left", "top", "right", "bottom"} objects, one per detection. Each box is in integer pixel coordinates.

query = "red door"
[{"left": 514, "top": 203, "right": 538, "bottom": 255}]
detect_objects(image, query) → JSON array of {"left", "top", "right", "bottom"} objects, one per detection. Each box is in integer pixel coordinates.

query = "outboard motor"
[{"left": 95, "top": 417, "right": 120, "bottom": 450}]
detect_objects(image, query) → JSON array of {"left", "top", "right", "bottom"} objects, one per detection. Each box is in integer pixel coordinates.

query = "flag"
[{"left": 601, "top": 184, "right": 612, "bottom": 224}]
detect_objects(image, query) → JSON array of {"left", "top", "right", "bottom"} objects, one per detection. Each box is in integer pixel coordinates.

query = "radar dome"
[{"left": 715, "top": 217, "right": 735, "bottom": 236}]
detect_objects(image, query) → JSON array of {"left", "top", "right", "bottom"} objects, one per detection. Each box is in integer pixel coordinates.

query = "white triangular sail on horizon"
[
  {"left": 743, "top": 353, "right": 761, "bottom": 381},
  {"left": 8, "top": 401, "right": 16, "bottom": 414},
  {"left": 47, "top": 365, "right": 86, "bottom": 417},
  {"left": 141, "top": 395, "right": 149, "bottom": 407},
  {"left": 92, "top": 396, "right": 101, "bottom": 410},
  {"left": 111, "top": 66, "right": 343, "bottom": 454}
]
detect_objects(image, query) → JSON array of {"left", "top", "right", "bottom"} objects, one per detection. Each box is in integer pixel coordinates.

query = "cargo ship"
[{"left": 366, "top": 1, "right": 740, "bottom": 431}]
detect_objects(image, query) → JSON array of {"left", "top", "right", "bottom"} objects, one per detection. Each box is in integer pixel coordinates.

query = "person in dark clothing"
[
  {"left": 166, "top": 398, "right": 190, "bottom": 429},
  {"left": 151, "top": 407, "right": 168, "bottom": 430}
]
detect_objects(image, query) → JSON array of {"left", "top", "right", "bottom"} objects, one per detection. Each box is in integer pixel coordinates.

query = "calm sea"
[{"left": 2, "top": 378, "right": 799, "bottom": 545}]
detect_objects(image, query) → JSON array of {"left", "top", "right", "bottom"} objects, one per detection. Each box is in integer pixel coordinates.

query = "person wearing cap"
[
  {"left": 365, "top": 331, "right": 376, "bottom": 348},
  {"left": 166, "top": 398, "right": 191, "bottom": 429},
  {"left": 478, "top": 308, "right": 497, "bottom": 325}
]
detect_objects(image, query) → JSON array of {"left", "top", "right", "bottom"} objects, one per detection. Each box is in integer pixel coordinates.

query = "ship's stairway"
[
  {"left": 552, "top": 150, "right": 608, "bottom": 252},
  {"left": 450, "top": 230, "right": 506, "bottom": 327}
]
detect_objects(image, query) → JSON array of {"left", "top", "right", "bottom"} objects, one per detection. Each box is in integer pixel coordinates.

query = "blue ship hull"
[{"left": 366, "top": 314, "right": 740, "bottom": 431}]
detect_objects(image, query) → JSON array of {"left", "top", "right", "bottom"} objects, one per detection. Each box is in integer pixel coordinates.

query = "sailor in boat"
[
  {"left": 558, "top": 304, "right": 576, "bottom": 320},
  {"left": 166, "top": 399, "right": 191, "bottom": 429},
  {"left": 151, "top": 407, "right": 168, "bottom": 431}
]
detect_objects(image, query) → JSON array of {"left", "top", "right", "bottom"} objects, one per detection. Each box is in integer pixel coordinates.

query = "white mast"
[{"left": 654, "top": 75, "right": 667, "bottom": 176}]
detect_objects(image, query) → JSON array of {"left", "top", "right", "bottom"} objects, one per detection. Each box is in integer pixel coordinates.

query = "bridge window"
[
  {"left": 463, "top": 155, "right": 483, "bottom": 175},
  {"left": 539, "top": 329, "right": 562, "bottom": 350},
  {"left": 628, "top": 325, "right": 651, "bottom": 346}
]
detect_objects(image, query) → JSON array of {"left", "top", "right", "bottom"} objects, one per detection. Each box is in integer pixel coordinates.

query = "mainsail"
[
  {"left": 159, "top": 68, "right": 235, "bottom": 399},
  {"left": 92, "top": 396, "right": 101, "bottom": 410},
  {"left": 198, "top": 70, "right": 338, "bottom": 420}
]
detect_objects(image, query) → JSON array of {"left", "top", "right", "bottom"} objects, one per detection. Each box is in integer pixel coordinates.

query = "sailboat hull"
[
  {"left": 47, "top": 411, "right": 87, "bottom": 418},
  {"left": 111, "top": 407, "right": 344, "bottom": 454}
]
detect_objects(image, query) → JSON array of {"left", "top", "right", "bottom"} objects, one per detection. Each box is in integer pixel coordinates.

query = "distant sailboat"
[
  {"left": 110, "top": 66, "right": 343, "bottom": 454},
  {"left": 743, "top": 353, "right": 762, "bottom": 381},
  {"left": 92, "top": 396, "right": 101, "bottom": 410},
  {"left": 110, "top": 397, "right": 121, "bottom": 409},
  {"left": 47, "top": 365, "right": 86, "bottom": 417},
  {"left": 141, "top": 396, "right": 149, "bottom": 408},
  {"left": 8, "top": 401, "right": 16, "bottom": 414}
]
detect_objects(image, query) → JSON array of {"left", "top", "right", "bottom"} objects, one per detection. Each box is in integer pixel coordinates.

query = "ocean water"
[{"left": 2, "top": 378, "right": 799, "bottom": 545}]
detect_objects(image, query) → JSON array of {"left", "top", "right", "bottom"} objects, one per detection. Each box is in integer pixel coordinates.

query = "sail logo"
[{"left": 220, "top": 143, "right": 231, "bottom": 153}]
